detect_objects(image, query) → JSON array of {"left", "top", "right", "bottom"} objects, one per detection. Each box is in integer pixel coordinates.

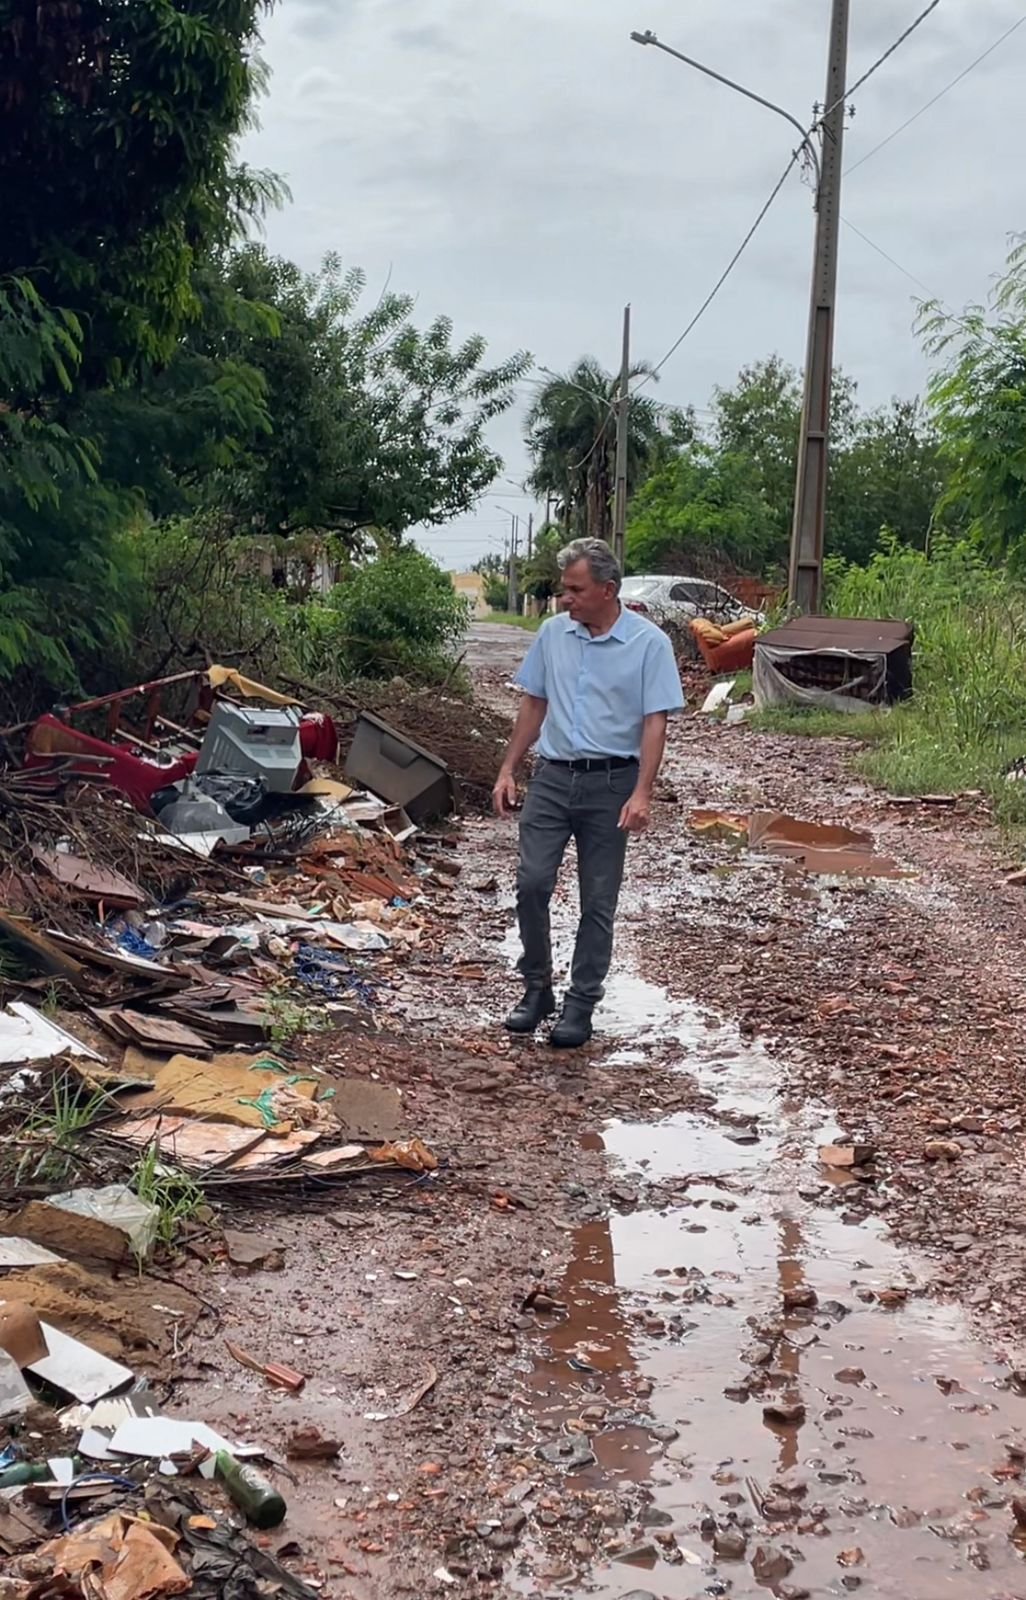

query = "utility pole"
[
  {"left": 789, "top": 0, "right": 850, "bottom": 613},
  {"left": 612, "top": 303, "right": 631, "bottom": 569},
  {"left": 526, "top": 512, "right": 534, "bottom": 559},
  {"left": 508, "top": 515, "right": 519, "bottom": 615}
]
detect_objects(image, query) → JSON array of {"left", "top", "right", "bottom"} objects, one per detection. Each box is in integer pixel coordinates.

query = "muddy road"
[{"left": 177, "top": 625, "right": 1026, "bottom": 1600}]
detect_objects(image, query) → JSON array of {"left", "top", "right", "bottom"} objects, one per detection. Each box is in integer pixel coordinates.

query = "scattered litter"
[
  {"left": 369, "top": 1138, "right": 438, "bottom": 1175},
  {"left": 28, "top": 1511, "right": 191, "bottom": 1597},
  {"left": 0, "top": 1001, "right": 103, "bottom": 1066},
  {"left": 0, "top": 1347, "right": 33, "bottom": 1418},
  {"left": 365, "top": 1362, "right": 438, "bottom": 1421},
  {"left": 0, "top": 1238, "right": 65, "bottom": 1269},
  {"left": 40, "top": 1184, "right": 159, "bottom": 1260},
  {"left": 27, "top": 1323, "right": 134, "bottom": 1404},
  {"left": 110, "top": 1412, "right": 253, "bottom": 1461},
  {"left": 700, "top": 680, "right": 736, "bottom": 715},
  {"left": 225, "top": 1340, "right": 306, "bottom": 1393}
]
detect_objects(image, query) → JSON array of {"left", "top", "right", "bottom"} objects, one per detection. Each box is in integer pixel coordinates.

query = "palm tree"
[{"left": 524, "top": 358, "right": 688, "bottom": 542}]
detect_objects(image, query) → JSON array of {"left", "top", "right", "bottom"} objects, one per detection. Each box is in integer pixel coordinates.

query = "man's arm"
[
  {"left": 493, "top": 694, "right": 547, "bottom": 815},
  {"left": 618, "top": 712, "right": 668, "bottom": 833}
]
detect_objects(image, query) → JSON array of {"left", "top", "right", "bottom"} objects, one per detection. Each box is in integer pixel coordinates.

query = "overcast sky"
[{"left": 241, "top": 0, "right": 1025, "bottom": 570}]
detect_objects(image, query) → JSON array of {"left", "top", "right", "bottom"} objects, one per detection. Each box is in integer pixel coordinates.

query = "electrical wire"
[
  {"left": 823, "top": 0, "right": 943, "bottom": 120},
  {"left": 845, "top": 12, "right": 1026, "bottom": 176},
  {"left": 841, "top": 215, "right": 935, "bottom": 294},
  {"left": 641, "top": 149, "right": 802, "bottom": 384}
]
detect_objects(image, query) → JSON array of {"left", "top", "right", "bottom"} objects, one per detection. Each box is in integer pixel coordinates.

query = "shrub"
[{"left": 326, "top": 545, "right": 470, "bottom": 680}]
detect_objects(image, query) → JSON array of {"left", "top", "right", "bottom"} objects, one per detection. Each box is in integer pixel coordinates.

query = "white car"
[{"left": 621, "top": 575, "right": 763, "bottom": 627}]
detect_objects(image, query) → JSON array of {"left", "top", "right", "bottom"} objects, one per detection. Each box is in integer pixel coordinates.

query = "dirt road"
[{"left": 182, "top": 625, "right": 1026, "bottom": 1599}]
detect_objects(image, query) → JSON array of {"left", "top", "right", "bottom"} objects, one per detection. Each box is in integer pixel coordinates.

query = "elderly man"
[{"left": 493, "top": 537, "right": 684, "bottom": 1048}]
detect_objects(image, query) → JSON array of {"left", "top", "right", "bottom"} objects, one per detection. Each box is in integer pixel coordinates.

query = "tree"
[
  {"left": 204, "top": 248, "right": 531, "bottom": 548},
  {"left": 522, "top": 524, "right": 563, "bottom": 605},
  {"left": 626, "top": 444, "right": 782, "bottom": 577},
  {"left": 524, "top": 358, "right": 690, "bottom": 542},
  {"left": 0, "top": 0, "right": 278, "bottom": 682},
  {"left": 829, "top": 398, "right": 946, "bottom": 566},
  {"left": 920, "top": 240, "right": 1026, "bottom": 567}
]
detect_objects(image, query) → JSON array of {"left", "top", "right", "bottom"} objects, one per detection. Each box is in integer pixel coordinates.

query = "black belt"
[{"left": 547, "top": 756, "right": 638, "bottom": 772}]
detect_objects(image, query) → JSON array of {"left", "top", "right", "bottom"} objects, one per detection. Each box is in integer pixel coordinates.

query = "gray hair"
[{"left": 557, "top": 537, "right": 622, "bottom": 591}]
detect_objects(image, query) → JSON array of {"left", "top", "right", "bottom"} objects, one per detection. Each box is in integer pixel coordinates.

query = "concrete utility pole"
[
  {"left": 789, "top": 0, "right": 850, "bottom": 613},
  {"left": 526, "top": 512, "right": 534, "bottom": 559},
  {"left": 508, "top": 515, "right": 519, "bottom": 615},
  {"left": 612, "top": 304, "right": 631, "bottom": 570}
]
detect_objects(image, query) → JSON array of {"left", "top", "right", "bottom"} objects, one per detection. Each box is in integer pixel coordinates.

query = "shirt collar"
[{"left": 571, "top": 605, "right": 629, "bottom": 643}]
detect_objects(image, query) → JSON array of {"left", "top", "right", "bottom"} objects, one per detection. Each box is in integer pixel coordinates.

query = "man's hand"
[
  {"left": 493, "top": 770, "right": 519, "bottom": 817},
  {"left": 618, "top": 787, "right": 651, "bottom": 834}
]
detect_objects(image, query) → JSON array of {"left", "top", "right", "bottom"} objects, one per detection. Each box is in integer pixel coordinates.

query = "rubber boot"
[{"left": 504, "top": 985, "right": 556, "bottom": 1035}]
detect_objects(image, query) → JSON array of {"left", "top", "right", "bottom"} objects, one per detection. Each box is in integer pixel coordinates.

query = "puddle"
[
  {"left": 519, "top": 964, "right": 1026, "bottom": 1598},
  {"left": 687, "top": 807, "right": 909, "bottom": 881}
]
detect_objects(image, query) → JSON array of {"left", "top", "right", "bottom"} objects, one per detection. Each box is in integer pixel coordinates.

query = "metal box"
[
  {"left": 196, "top": 702, "right": 302, "bottom": 793},
  {"left": 344, "top": 711, "right": 455, "bottom": 822}
]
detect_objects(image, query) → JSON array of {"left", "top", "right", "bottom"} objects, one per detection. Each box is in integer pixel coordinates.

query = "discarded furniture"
[
  {"left": 196, "top": 703, "right": 302, "bottom": 793},
  {"left": 754, "top": 616, "right": 914, "bottom": 711},
  {"left": 345, "top": 711, "right": 456, "bottom": 822},
  {"left": 690, "top": 617, "right": 759, "bottom": 675},
  {"left": 15, "top": 669, "right": 338, "bottom": 815}
]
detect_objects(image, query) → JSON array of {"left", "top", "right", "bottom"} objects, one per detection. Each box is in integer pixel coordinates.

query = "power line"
[
  {"left": 642, "top": 150, "right": 801, "bottom": 383},
  {"left": 825, "top": 0, "right": 942, "bottom": 117},
  {"left": 841, "top": 214, "right": 935, "bottom": 294},
  {"left": 845, "top": 12, "right": 1026, "bottom": 176}
]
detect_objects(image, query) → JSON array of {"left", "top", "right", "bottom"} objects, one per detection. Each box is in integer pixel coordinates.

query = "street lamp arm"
[{"left": 630, "top": 29, "right": 821, "bottom": 192}]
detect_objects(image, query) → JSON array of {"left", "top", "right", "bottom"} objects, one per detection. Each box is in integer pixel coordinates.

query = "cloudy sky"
[{"left": 242, "top": 0, "right": 1025, "bottom": 570}]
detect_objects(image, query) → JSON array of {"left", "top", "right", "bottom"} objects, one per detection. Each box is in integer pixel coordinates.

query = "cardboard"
[{"left": 116, "top": 1052, "right": 322, "bottom": 1131}]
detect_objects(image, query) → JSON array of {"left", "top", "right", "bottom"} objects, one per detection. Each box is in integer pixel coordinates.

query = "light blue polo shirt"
[{"left": 515, "top": 606, "right": 685, "bottom": 761}]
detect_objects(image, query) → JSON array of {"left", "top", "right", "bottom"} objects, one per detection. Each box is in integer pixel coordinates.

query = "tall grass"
[{"left": 770, "top": 538, "right": 1026, "bottom": 819}]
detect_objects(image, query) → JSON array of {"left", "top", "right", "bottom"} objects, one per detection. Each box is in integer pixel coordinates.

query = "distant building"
[{"left": 451, "top": 571, "right": 489, "bottom": 617}]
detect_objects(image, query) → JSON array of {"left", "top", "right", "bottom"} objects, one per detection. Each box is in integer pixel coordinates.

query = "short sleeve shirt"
[{"left": 515, "top": 606, "right": 685, "bottom": 760}]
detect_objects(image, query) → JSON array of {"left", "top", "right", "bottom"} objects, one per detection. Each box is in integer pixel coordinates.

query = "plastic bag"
[{"left": 44, "top": 1184, "right": 159, "bottom": 1259}]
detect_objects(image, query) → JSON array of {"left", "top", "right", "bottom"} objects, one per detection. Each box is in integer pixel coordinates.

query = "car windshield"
[{"left": 621, "top": 578, "right": 661, "bottom": 599}]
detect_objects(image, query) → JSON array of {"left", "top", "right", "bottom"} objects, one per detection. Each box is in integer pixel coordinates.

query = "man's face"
[{"left": 559, "top": 559, "right": 616, "bottom": 627}]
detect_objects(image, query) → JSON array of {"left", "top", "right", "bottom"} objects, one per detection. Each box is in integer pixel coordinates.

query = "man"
[{"left": 492, "top": 537, "right": 684, "bottom": 1048}]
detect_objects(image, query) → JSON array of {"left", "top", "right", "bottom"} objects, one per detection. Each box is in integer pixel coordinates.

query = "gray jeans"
[{"left": 516, "top": 758, "right": 636, "bottom": 1008}]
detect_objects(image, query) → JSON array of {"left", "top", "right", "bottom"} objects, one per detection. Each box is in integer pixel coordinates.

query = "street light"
[{"left": 630, "top": 29, "right": 821, "bottom": 196}]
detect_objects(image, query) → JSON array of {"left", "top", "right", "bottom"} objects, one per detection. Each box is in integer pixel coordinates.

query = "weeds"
[
  {"left": 131, "top": 1144, "right": 207, "bottom": 1249},
  {"left": 13, "top": 1072, "right": 110, "bottom": 1186},
  {"left": 760, "top": 537, "right": 1026, "bottom": 822},
  {"left": 266, "top": 990, "right": 322, "bottom": 1047}
]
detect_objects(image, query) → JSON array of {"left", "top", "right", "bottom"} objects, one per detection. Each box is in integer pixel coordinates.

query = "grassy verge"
[
  {"left": 482, "top": 612, "right": 544, "bottom": 631},
  {"left": 748, "top": 540, "right": 1026, "bottom": 829}
]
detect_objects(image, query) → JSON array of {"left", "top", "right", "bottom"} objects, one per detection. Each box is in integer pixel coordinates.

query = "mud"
[{"left": 154, "top": 626, "right": 1026, "bottom": 1599}]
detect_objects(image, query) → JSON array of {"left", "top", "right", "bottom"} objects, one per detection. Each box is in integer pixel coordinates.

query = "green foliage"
[
  {"left": 627, "top": 356, "right": 948, "bottom": 579},
  {"left": 132, "top": 1145, "right": 207, "bottom": 1250},
  {"left": 206, "top": 249, "right": 531, "bottom": 546},
  {"left": 328, "top": 545, "right": 471, "bottom": 679},
  {"left": 524, "top": 359, "right": 691, "bottom": 542},
  {"left": 0, "top": 1, "right": 280, "bottom": 688},
  {"left": 920, "top": 238, "right": 1026, "bottom": 569},
  {"left": 128, "top": 522, "right": 469, "bottom": 689},
  {"left": 627, "top": 444, "right": 781, "bottom": 575},
  {"left": 768, "top": 537, "right": 1026, "bottom": 820},
  {"left": 522, "top": 524, "right": 563, "bottom": 603}
]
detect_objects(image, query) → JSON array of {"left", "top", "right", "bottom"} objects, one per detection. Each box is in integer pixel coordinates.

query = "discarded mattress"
[{"left": 754, "top": 616, "right": 913, "bottom": 712}]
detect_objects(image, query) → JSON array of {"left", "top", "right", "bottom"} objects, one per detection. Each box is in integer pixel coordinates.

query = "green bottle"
[
  {"left": 214, "top": 1450, "right": 286, "bottom": 1529},
  {"left": 0, "top": 1461, "right": 60, "bottom": 1488}
]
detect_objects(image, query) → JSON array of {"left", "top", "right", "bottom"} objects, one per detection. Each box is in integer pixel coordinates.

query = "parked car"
[{"left": 621, "top": 575, "right": 764, "bottom": 627}]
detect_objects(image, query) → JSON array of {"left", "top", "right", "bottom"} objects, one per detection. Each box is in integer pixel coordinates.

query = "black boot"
[
  {"left": 549, "top": 1001, "right": 594, "bottom": 1049},
  {"left": 504, "top": 984, "right": 556, "bottom": 1035}
]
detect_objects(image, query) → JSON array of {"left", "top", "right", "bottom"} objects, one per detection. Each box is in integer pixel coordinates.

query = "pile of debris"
[{"left": 0, "top": 665, "right": 470, "bottom": 1593}]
